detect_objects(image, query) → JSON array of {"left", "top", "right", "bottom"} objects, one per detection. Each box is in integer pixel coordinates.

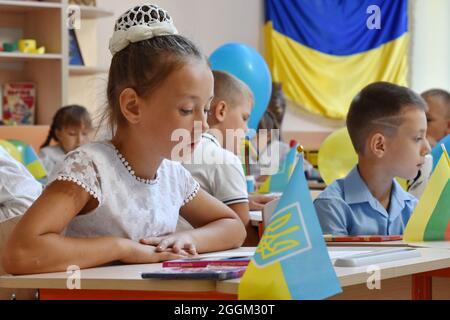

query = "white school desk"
[
  {"left": 0, "top": 247, "right": 253, "bottom": 300},
  {"left": 1, "top": 247, "right": 450, "bottom": 300},
  {"left": 217, "top": 246, "right": 450, "bottom": 300}
]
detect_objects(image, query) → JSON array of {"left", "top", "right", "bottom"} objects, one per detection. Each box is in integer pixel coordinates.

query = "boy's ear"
[
  {"left": 214, "top": 101, "right": 228, "bottom": 123},
  {"left": 369, "top": 132, "right": 386, "bottom": 158},
  {"left": 119, "top": 88, "right": 141, "bottom": 124}
]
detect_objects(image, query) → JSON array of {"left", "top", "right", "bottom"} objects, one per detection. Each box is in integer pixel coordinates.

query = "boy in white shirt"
[
  {"left": 0, "top": 146, "right": 42, "bottom": 222},
  {"left": 184, "top": 71, "right": 274, "bottom": 245}
]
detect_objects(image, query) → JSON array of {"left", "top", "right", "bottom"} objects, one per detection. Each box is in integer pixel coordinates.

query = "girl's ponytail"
[{"left": 40, "top": 122, "right": 56, "bottom": 149}]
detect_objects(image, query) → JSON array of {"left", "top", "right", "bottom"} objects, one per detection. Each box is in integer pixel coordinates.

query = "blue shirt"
[{"left": 314, "top": 166, "right": 417, "bottom": 236}]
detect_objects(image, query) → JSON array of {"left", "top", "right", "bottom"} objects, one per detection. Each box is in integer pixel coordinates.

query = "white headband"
[{"left": 108, "top": 4, "right": 178, "bottom": 56}]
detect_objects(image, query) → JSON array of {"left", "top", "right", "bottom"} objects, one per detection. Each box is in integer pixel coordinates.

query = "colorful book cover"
[{"left": 2, "top": 82, "right": 36, "bottom": 125}]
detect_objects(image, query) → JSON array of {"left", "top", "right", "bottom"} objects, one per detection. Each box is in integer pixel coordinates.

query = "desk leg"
[
  {"left": 412, "top": 274, "right": 432, "bottom": 300},
  {"left": 258, "top": 222, "right": 264, "bottom": 239},
  {"left": 412, "top": 267, "right": 450, "bottom": 300}
]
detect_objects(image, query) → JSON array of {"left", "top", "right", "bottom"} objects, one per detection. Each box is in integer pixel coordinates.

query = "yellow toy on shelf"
[{"left": 18, "top": 39, "right": 46, "bottom": 54}]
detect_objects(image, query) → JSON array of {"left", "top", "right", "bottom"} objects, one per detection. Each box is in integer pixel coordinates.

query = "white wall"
[
  {"left": 76, "top": 0, "right": 450, "bottom": 133},
  {"left": 95, "top": 0, "right": 264, "bottom": 65},
  {"left": 74, "top": 0, "right": 264, "bottom": 118},
  {"left": 409, "top": 0, "right": 450, "bottom": 93}
]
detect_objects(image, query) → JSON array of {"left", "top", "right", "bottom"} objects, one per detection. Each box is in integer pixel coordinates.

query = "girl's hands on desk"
[
  {"left": 119, "top": 239, "right": 188, "bottom": 264},
  {"left": 139, "top": 233, "right": 198, "bottom": 256}
]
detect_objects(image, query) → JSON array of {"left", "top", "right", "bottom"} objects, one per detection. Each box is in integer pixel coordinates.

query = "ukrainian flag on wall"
[{"left": 265, "top": 0, "right": 409, "bottom": 119}]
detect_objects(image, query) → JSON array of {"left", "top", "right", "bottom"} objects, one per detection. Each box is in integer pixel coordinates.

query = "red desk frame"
[{"left": 411, "top": 267, "right": 450, "bottom": 300}]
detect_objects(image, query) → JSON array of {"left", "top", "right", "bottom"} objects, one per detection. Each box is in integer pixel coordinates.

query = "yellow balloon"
[
  {"left": 318, "top": 127, "right": 358, "bottom": 185},
  {"left": 0, "top": 139, "right": 22, "bottom": 163}
]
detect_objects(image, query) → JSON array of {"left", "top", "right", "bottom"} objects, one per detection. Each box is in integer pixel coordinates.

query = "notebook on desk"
[
  {"left": 333, "top": 248, "right": 420, "bottom": 267},
  {"left": 142, "top": 267, "right": 247, "bottom": 280},
  {"left": 162, "top": 258, "right": 250, "bottom": 268}
]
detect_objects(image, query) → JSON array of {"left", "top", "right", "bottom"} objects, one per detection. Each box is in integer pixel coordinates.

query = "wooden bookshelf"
[
  {"left": 0, "top": 0, "right": 67, "bottom": 125},
  {"left": 67, "top": 3, "right": 113, "bottom": 110},
  {"left": 0, "top": 0, "right": 62, "bottom": 12},
  {"left": 0, "top": 52, "right": 63, "bottom": 61},
  {"left": 0, "top": 1, "right": 114, "bottom": 125}
]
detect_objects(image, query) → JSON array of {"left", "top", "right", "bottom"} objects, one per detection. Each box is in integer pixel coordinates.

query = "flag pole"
[{"left": 441, "top": 143, "right": 450, "bottom": 167}]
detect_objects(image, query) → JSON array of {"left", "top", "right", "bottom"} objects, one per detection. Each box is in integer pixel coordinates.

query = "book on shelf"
[{"left": 2, "top": 82, "right": 36, "bottom": 125}]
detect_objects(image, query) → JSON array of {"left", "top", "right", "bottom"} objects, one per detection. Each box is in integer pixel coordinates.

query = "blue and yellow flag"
[
  {"left": 265, "top": 0, "right": 408, "bottom": 119},
  {"left": 257, "top": 144, "right": 299, "bottom": 193},
  {"left": 239, "top": 154, "right": 342, "bottom": 299}
]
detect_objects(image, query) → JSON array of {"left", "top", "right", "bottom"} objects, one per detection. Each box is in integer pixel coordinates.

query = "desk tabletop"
[
  {"left": 0, "top": 248, "right": 252, "bottom": 292},
  {"left": 2, "top": 247, "right": 450, "bottom": 293},
  {"left": 216, "top": 247, "right": 450, "bottom": 294}
]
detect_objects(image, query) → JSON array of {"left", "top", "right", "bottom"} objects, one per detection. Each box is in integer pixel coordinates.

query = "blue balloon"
[
  {"left": 431, "top": 134, "right": 450, "bottom": 170},
  {"left": 209, "top": 43, "right": 272, "bottom": 130}
]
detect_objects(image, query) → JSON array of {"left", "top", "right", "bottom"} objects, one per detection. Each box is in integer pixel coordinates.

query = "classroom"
[{"left": 0, "top": 0, "right": 449, "bottom": 306}]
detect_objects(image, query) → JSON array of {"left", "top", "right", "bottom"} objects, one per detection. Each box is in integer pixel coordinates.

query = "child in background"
[
  {"left": 252, "top": 111, "right": 318, "bottom": 189},
  {"left": 2, "top": 4, "right": 245, "bottom": 275},
  {"left": 314, "top": 82, "right": 431, "bottom": 236},
  {"left": 39, "top": 105, "right": 92, "bottom": 180},
  {"left": 0, "top": 146, "right": 42, "bottom": 222},
  {"left": 183, "top": 70, "right": 269, "bottom": 245},
  {"left": 253, "top": 111, "right": 291, "bottom": 174},
  {"left": 407, "top": 89, "right": 450, "bottom": 198},
  {"left": 251, "top": 82, "right": 290, "bottom": 177},
  {"left": 421, "top": 89, "right": 450, "bottom": 147}
]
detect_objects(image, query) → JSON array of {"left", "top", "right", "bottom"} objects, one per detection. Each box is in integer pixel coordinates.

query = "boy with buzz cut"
[
  {"left": 314, "top": 82, "right": 431, "bottom": 236},
  {"left": 182, "top": 70, "right": 276, "bottom": 245}
]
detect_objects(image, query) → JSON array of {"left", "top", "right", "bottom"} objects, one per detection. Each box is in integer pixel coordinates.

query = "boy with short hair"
[
  {"left": 314, "top": 82, "right": 431, "bottom": 235},
  {"left": 183, "top": 70, "right": 274, "bottom": 245}
]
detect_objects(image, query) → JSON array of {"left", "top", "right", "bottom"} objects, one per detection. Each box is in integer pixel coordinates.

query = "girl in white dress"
[
  {"left": 39, "top": 105, "right": 92, "bottom": 181},
  {"left": 3, "top": 4, "right": 245, "bottom": 275},
  {"left": 0, "top": 147, "right": 42, "bottom": 222}
]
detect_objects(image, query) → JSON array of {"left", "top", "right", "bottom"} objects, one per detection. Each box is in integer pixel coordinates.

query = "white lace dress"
[{"left": 53, "top": 141, "right": 200, "bottom": 241}]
